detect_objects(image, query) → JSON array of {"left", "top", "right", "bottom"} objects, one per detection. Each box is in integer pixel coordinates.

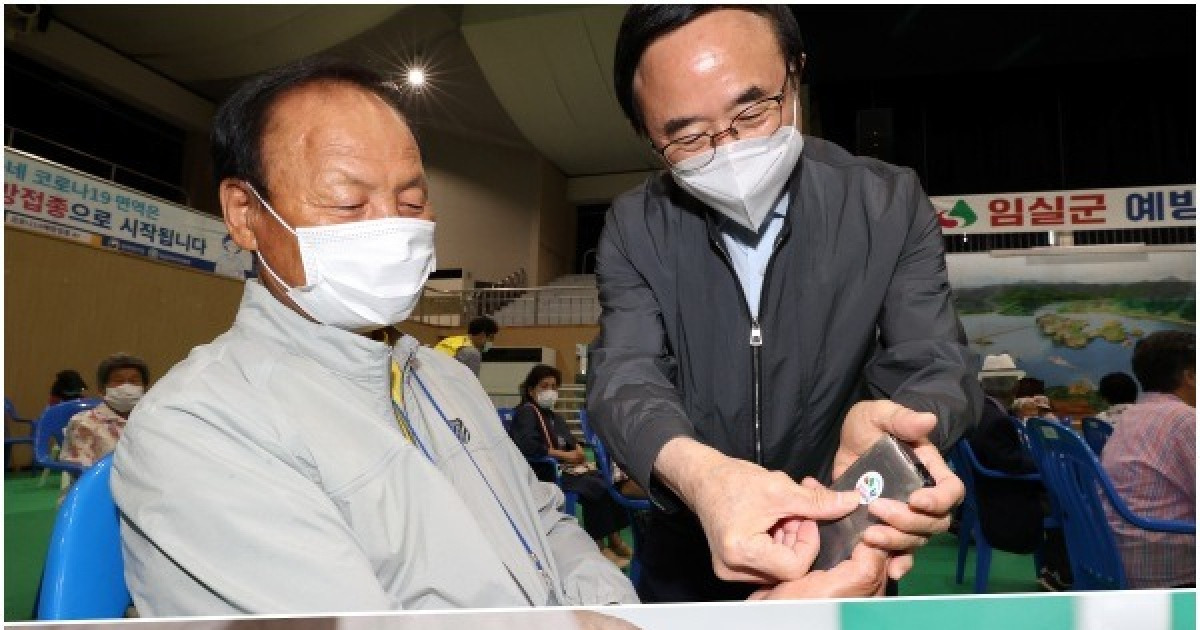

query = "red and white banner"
[{"left": 931, "top": 184, "right": 1195, "bottom": 234}]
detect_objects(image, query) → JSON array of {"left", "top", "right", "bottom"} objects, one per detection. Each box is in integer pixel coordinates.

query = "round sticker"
[{"left": 856, "top": 471, "right": 885, "bottom": 505}]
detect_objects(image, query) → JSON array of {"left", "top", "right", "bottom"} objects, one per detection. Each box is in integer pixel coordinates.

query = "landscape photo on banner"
[{"left": 946, "top": 249, "right": 1195, "bottom": 412}]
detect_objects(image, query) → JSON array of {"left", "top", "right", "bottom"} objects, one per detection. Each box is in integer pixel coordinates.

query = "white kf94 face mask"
[
  {"left": 248, "top": 186, "right": 436, "bottom": 332},
  {"left": 104, "top": 383, "right": 144, "bottom": 414},
  {"left": 535, "top": 389, "right": 559, "bottom": 409},
  {"left": 670, "top": 95, "right": 804, "bottom": 232}
]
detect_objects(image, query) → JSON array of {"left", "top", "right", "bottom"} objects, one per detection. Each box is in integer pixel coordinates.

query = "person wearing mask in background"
[
  {"left": 508, "top": 364, "right": 633, "bottom": 568},
  {"left": 1103, "top": 331, "right": 1196, "bottom": 589},
  {"left": 111, "top": 56, "right": 638, "bottom": 616},
  {"left": 48, "top": 369, "right": 88, "bottom": 405},
  {"left": 1096, "top": 372, "right": 1138, "bottom": 426},
  {"left": 966, "top": 354, "right": 1072, "bottom": 591},
  {"left": 435, "top": 316, "right": 499, "bottom": 376},
  {"left": 588, "top": 5, "right": 981, "bottom": 601},
  {"left": 61, "top": 353, "right": 149, "bottom": 470}
]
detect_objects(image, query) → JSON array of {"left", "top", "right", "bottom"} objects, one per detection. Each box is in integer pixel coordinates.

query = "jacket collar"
[{"left": 233, "top": 280, "right": 393, "bottom": 384}]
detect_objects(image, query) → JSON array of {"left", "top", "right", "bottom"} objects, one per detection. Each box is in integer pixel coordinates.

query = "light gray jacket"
[{"left": 112, "top": 280, "right": 636, "bottom": 616}]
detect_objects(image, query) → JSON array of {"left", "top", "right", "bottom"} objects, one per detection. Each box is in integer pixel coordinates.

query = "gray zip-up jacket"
[
  {"left": 113, "top": 280, "right": 636, "bottom": 615},
  {"left": 587, "top": 137, "right": 982, "bottom": 508}
]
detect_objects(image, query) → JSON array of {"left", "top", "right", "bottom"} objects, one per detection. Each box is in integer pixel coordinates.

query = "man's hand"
[
  {"left": 834, "top": 400, "right": 964, "bottom": 580},
  {"left": 656, "top": 438, "right": 859, "bottom": 584},
  {"left": 747, "top": 543, "right": 889, "bottom": 600}
]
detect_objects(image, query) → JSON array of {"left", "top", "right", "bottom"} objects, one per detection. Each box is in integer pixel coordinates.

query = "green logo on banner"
[{"left": 949, "top": 200, "right": 978, "bottom": 227}]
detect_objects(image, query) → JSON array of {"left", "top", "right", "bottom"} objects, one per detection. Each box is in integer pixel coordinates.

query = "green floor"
[{"left": 4, "top": 471, "right": 1039, "bottom": 621}]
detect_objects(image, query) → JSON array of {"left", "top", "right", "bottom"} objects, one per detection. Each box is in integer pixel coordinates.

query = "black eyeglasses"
[{"left": 656, "top": 74, "right": 791, "bottom": 172}]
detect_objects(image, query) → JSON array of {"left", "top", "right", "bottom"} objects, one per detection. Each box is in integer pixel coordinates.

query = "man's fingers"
[
  {"left": 714, "top": 529, "right": 820, "bottom": 583},
  {"left": 867, "top": 498, "right": 953, "bottom": 538},
  {"left": 779, "top": 480, "right": 859, "bottom": 522},
  {"left": 906, "top": 443, "right": 964, "bottom": 512},
  {"left": 861, "top": 523, "right": 929, "bottom": 552},
  {"left": 887, "top": 553, "right": 915, "bottom": 581}
]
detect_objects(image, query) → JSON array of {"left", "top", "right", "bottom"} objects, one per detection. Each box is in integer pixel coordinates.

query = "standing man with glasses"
[{"left": 587, "top": 6, "right": 982, "bottom": 601}]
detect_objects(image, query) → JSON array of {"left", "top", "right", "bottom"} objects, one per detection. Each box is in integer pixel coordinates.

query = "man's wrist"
[{"left": 653, "top": 436, "right": 728, "bottom": 511}]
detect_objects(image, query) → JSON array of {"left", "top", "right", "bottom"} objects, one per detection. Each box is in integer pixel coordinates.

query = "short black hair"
[
  {"left": 97, "top": 353, "right": 149, "bottom": 388},
  {"left": 1098, "top": 372, "right": 1138, "bottom": 405},
  {"left": 1013, "top": 377, "right": 1046, "bottom": 398},
  {"left": 613, "top": 5, "right": 805, "bottom": 135},
  {"left": 1132, "top": 331, "right": 1195, "bottom": 394},
  {"left": 211, "top": 55, "right": 407, "bottom": 198},
  {"left": 468, "top": 316, "right": 499, "bottom": 337},
  {"left": 520, "top": 364, "right": 562, "bottom": 404},
  {"left": 50, "top": 369, "right": 87, "bottom": 400}
]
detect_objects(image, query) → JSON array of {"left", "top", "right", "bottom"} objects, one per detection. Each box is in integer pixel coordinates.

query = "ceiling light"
[{"left": 406, "top": 67, "right": 426, "bottom": 88}]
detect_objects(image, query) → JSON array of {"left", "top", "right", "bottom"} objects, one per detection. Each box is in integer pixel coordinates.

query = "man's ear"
[{"left": 220, "top": 178, "right": 259, "bottom": 252}]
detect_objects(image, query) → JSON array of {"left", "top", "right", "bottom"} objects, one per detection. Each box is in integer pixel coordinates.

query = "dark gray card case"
[{"left": 811, "top": 433, "right": 935, "bottom": 571}]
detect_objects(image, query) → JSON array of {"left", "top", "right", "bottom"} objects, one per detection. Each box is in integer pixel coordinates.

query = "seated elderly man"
[
  {"left": 1102, "top": 330, "right": 1196, "bottom": 589},
  {"left": 111, "top": 56, "right": 642, "bottom": 615}
]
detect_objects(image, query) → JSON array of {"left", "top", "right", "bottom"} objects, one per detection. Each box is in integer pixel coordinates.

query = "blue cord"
[{"left": 398, "top": 364, "right": 550, "bottom": 579}]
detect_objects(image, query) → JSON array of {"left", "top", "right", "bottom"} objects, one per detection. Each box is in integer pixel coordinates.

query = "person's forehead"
[
  {"left": 640, "top": 9, "right": 781, "bottom": 75},
  {"left": 262, "top": 82, "right": 418, "bottom": 166}
]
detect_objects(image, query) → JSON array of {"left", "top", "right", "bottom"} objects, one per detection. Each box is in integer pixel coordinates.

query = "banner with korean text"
[
  {"left": 932, "top": 184, "right": 1195, "bottom": 234},
  {"left": 3, "top": 148, "right": 254, "bottom": 280}
]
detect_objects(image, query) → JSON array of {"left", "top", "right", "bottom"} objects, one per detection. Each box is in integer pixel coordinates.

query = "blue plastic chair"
[
  {"left": 1026, "top": 418, "right": 1195, "bottom": 590},
  {"left": 5, "top": 396, "right": 36, "bottom": 470},
  {"left": 579, "top": 409, "right": 651, "bottom": 586},
  {"left": 38, "top": 453, "right": 131, "bottom": 619},
  {"left": 496, "top": 407, "right": 578, "bottom": 515},
  {"left": 33, "top": 399, "right": 101, "bottom": 478},
  {"left": 1081, "top": 417, "right": 1114, "bottom": 456},
  {"left": 951, "top": 438, "right": 1044, "bottom": 593}
]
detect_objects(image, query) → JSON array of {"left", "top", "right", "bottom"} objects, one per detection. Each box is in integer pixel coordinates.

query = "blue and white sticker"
[{"left": 855, "top": 471, "right": 884, "bottom": 505}]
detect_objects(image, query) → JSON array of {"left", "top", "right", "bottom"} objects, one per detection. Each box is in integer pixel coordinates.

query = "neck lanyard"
[
  {"left": 527, "top": 402, "right": 557, "bottom": 448},
  {"left": 393, "top": 362, "right": 553, "bottom": 591}
]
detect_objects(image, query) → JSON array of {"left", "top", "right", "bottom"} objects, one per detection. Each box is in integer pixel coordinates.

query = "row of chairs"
[
  {"left": 496, "top": 407, "right": 652, "bottom": 584},
  {"left": 953, "top": 415, "right": 1194, "bottom": 592},
  {"left": 5, "top": 398, "right": 100, "bottom": 477}
]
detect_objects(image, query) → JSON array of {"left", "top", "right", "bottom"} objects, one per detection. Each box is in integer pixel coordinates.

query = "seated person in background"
[
  {"left": 434, "top": 316, "right": 498, "bottom": 376},
  {"left": 509, "top": 364, "right": 633, "bottom": 568},
  {"left": 1102, "top": 330, "right": 1196, "bottom": 589},
  {"left": 111, "top": 56, "right": 637, "bottom": 615},
  {"left": 1012, "top": 395, "right": 1056, "bottom": 421},
  {"left": 61, "top": 353, "right": 148, "bottom": 469},
  {"left": 967, "top": 355, "right": 1072, "bottom": 591},
  {"left": 1096, "top": 372, "right": 1138, "bottom": 426},
  {"left": 48, "top": 369, "right": 88, "bottom": 405}
]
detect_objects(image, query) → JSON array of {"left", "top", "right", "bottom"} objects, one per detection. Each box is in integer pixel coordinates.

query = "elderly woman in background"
[
  {"left": 508, "top": 364, "right": 633, "bottom": 568},
  {"left": 61, "top": 352, "right": 150, "bottom": 470}
]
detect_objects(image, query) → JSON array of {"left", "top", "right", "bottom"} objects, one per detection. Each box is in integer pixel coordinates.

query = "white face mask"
[
  {"left": 105, "top": 383, "right": 144, "bottom": 414},
  {"left": 535, "top": 389, "right": 558, "bottom": 409},
  {"left": 249, "top": 187, "right": 436, "bottom": 332},
  {"left": 670, "top": 96, "right": 804, "bottom": 232}
]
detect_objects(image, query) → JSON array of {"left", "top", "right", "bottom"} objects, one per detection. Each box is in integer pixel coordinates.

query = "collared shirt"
[
  {"left": 719, "top": 192, "right": 789, "bottom": 318},
  {"left": 1101, "top": 392, "right": 1196, "bottom": 588}
]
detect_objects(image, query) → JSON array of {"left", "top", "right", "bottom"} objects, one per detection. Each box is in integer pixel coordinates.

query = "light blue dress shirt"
[{"left": 719, "top": 192, "right": 790, "bottom": 318}]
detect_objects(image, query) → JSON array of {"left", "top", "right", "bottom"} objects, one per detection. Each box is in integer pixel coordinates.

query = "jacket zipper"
[{"left": 710, "top": 230, "right": 787, "bottom": 466}]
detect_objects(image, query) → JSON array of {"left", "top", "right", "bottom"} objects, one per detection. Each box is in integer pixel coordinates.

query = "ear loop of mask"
[{"left": 244, "top": 184, "right": 305, "bottom": 291}]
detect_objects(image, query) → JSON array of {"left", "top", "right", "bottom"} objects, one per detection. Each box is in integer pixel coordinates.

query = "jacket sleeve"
[
  {"left": 587, "top": 205, "right": 696, "bottom": 510},
  {"left": 112, "top": 402, "right": 394, "bottom": 615},
  {"left": 864, "top": 172, "right": 983, "bottom": 452},
  {"left": 526, "top": 455, "right": 640, "bottom": 605},
  {"left": 509, "top": 404, "right": 548, "bottom": 459}
]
